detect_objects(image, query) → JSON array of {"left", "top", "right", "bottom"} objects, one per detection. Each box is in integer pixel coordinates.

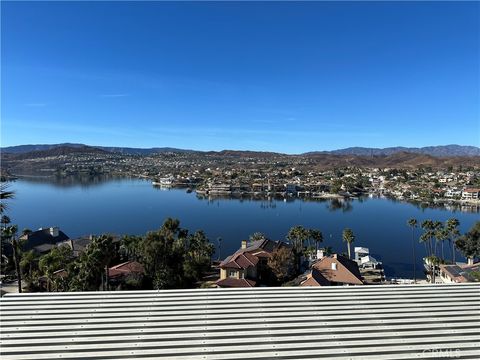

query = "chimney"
[
  {"left": 49, "top": 227, "right": 59, "bottom": 237},
  {"left": 331, "top": 262, "right": 337, "bottom": 271},
  {"left": 317, "top": 249, "right": 325, "bottom": 260},
  {"left": 241, "top": 240, "right": 247, "bottom": 249},
  {"left": 467, "top": 258, "right": 474, "bottom": 266}
]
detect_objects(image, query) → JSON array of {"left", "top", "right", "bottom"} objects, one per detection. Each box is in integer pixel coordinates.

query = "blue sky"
[{"left": 2, "top": 1, "right": 479, "bottom": 153}]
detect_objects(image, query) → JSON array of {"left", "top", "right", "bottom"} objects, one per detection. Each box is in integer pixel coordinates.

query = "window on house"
[{"left": 229, "top": 270, "right": 239, "bottom": 278}]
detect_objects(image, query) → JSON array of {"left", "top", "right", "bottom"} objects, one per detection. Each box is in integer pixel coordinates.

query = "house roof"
[
  {"left": 354, "top": 247, "right": 369, "bottom": 254},
  {"left": 21, "top": 228, "right": 69, "bottom": 251},
  {"left": 1, "top": 284, "right": 479, "bottom": 359},
  {"left": 245, "top": 238, "right": 290, "bottom": 254},
  {"left": 220, "top": 251, "right": 258, "bottom": 269},
  {"left": 300, "top": 268, "right": 331, "bottom": 287},
  {"left": 440, "top": 263, "right": 480, "bottom": 283},
  {"left": 463, "top": 188, "right": 480, "bottom": 193},
  {"left": 220, "top": 239, "right": 290, "bottom": 269},
  {"left": 108, "top": 261, "right": 145, "bottom": 278},
  {"left": 32, "top": 243, "right": 55, "bottom": 254},
  {"left": 215, "top": 278, "right": 256, "bottom": 288},
  {"left": 311, "top": 254, "right": 364, "bottom": 285}
]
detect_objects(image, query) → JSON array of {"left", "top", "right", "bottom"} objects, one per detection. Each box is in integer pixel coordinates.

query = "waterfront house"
[
  {"left": 439, "top": 262, "right": 480, "bottom": 283},
  {"left": 20, "top": 227, "right": 69, "bottom": 254},
  {"left": 301, "top": 254, "right": 364, "bottom": 286},
  {"left": 216, "top": 239, "right": 290, "bottom": 287},
  {"left": 354, "top": 247, "right": 383, "bottom": 270},
  {"left": 461, "top": 188, "right": 480, "bottom": 200},
  {"left": 208, "top": 183, "right": 232, "bottom": 194}
]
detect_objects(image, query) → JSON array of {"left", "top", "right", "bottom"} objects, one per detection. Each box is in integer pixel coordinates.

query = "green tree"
[
  {"left": 420, "top": 220, "right": 439, "bottom": 283},
  {"left": 446, "top": 218, "right": 460, "bottom": 263},
  {"left": 183, "top": 230, "right": 215, "bottom": 285},
  {"left": 286, "top": 226, "right": 309, "bottom": 254},
  {"left": 435, "top": 226, "right": 449, "bottom": 261},
  {"left": 407, "top": 218, "right": 418, "bottom": 283},
  {"left": 420, "top": 220, "right": 435, "bottom": 258},
  {"left": 70, "top": 235, "right": 115, "bottom": 291},
  {"left": 308, "top": 229, "right": 323, "bottom": 252},
  {"left": 342, "top": 228, "right": 355, "bottom": 259},
  {"left": 0, "top": 184, "right": 22, "bottom": 292},
  {"left": 249, "top": 232, "right": 266, "bottom": 244},
  {"left": 119, "top": 235, "right": 143, "bottom": 261},
  {"left": 2, "top": 225, "right": 22, "bottom": 293},
  {"left": 0, "top": 183, "right": 15, "bottom": 214},
  {"left": 39, "top": 245, "right": 73, "bottom": 291},
  {"left": 20, "top": 250, "right": 38, "bottom": 286},
  {"left": 140, "top": 218, "right": 214, "bottom": 289},
  {"left": 455, "top": 221, "right": 480, "bottom": 262},
  {"left": 267, "top": 247, "right": 296, "bottom": 284}
]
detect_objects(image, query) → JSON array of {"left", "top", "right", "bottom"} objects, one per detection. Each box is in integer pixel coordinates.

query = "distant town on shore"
[{"left": 2, "top": 143, "right": 480, "bottom": 212}]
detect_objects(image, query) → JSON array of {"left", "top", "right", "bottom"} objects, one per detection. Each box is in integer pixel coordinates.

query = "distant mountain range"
[
  {"left": 1, "top": 143, "right": 479, "bottom": 157},
  {"left": 307, "top": 145, "right": 480, "bottom": 157},
  {"left": 0, "top": 143, "right": 194, "bottom": 155}
]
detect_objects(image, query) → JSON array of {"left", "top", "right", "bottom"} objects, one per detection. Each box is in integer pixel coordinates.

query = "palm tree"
[
  {"left": 420, "top": 220, "right": 438, "bottom": 283},
  {"left": 435, "top": 226, "right": 448, "bottom": 262},
  {"left": 309, "top": 229, "right": 323, "bottom": 252},
  {"left": 420, "top": 220, "right": 435, "bottom": 257},
  {"left": 342, "top": 228, "right": 355, "bottom": 259},
  {"left": 323, "top": 246, "right": 333, "bottom": 256},
  {"left": 20, "top": 250, "right": 38, "bottom": 287},
  {"left": 287, "top": 226, "right": 309, "bottom": 254},
  {"left": 216, "top": 237, "right": 222, "bottom": 261},
  {"left": 249, "top": 232, "right": 266, "bottom": 245},
  {"left": 446, "top": 218, "right": 460, "bottom": 263},
  {"left": 1, "top": 215, "right": 11, "bottom": 229},
  {"left": 3, "top": 225, "right": 22, "bottom": 292},
  {"left": 0, "top": 183, "right": 15, "bottom": 214},
  {"left": 407, "top": 218, "right": 417, "bottom": 283},
  {"left": 433, "top": 221, "right": 443, "bottom": 257}
]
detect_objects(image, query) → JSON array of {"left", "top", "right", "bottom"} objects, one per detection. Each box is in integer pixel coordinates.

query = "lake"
[{"left": 6, "top": 177, "right": 479, "bottom": 279}]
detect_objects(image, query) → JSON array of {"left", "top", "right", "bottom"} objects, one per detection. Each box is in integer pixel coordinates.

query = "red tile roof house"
[
  {"left": 108, "top": 261, "right": 145, "bottom": 280},
  {"left": 216, "top": 239, "right": 290, "bottom": 288},
  {"left": 461, "top": 188, "right": 480, "bottom": 200},
  {"left": 301, "top": 254, "right": 364, "bottom": 286}
]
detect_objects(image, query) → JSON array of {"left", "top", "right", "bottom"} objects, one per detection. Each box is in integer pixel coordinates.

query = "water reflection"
[
  {"left": 15, "top": 174, "right": 125, "bottom": 188},
  {"left": 327, "top": 198, "right": 353, "bottom": 213}
]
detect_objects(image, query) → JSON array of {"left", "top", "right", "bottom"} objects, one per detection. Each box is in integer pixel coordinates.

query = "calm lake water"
[{"left": 6, "top": 178, "right": 479, "bottom": 279}]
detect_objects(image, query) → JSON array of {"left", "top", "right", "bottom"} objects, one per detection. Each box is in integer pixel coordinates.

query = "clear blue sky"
[{"left": 2, "top": 1, "right": 479, "bottom": 153}]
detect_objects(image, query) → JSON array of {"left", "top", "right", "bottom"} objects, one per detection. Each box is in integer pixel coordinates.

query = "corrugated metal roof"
[{"left": 1, "top": 284, "right": 479, "bottom": 359}]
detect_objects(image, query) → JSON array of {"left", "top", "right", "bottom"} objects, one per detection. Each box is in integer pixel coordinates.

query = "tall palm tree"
[
  {"left": 446, "top": 218, "right": 460, "bottom": 264},
  {"left": 217, "top": 237, "right": 222, "bottom": 261},
  {"left": 342, "top": 228, "right": 355, "bottom": 259},
  {"left": 309, "top": 229, "right": 323, "bottom": 252},
  {"left": 421, "top": 220, "right": 438, "bottom": 283},
  {"left": 433, "top": 221, "right": 443, "bottom": 257},
  {"left": 420, "top": 220, "right": 435, "bottom": 257},
  {"left": 3, "top": 225, "right": 22, "bottom": 292},
  {"left": 0, "top": 185, "right": 21, "bottom": 292},
  {"left": 435, "top": 227, "right": 448, "bottom": 262},
  {"left": 407, "top": 218, "right": 417, "bottom": 283}
]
